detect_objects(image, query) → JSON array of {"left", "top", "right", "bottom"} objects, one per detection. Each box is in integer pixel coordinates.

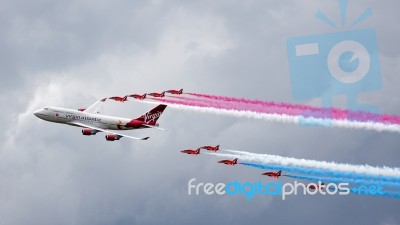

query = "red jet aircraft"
[
  {"left": 218, "top": 158, "right": 238, "bottom": 165},
  {"left": 128, "top": 93, "right": 147, "bottom": 100},
  {"left": 200, "top": 145, "right": 220, "bottom": 152},
  {"left": 262, "top": 170, "right": 282, "bottom": 178},
  {"left": 109, "top": 96, "right": 128, "bottom": 102},
  {"left": 78, "top": 98, "right": 106, "bottom": 111},
  {"left": 166, "top": 89, "right": 183, "bottom": 95},
  {"left": 148, "top": 91, "right": 166, "bottom": 98},
  {"left": 181, "top": 148, "right": 201, "bottom": 155}
]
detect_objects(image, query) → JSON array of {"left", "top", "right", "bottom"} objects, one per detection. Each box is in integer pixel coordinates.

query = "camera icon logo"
[
  {"left": 286, "top": 0, "right": 382, "bottom": 126},
  {"left": 328, "top": 40, "right": 370, "bottom": 84},
  {"left": 287, "top": 29, "right": 381, "bottom": 101}
]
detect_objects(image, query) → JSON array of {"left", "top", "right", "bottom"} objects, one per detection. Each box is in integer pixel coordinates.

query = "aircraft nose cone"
[{"left": 34, "top": 109, "right": 42, "bottom": 117}]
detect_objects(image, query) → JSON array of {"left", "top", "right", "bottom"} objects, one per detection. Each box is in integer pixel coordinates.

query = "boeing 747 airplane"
[{"left": 34, "top": 98, "right": 167, "bottom": 141}]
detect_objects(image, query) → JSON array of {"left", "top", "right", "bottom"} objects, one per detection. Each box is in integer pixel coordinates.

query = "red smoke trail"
[
  {"left": 186, "top": 93, "right": 314, "bottom": 111},
  {"left": 149, "top": 97, "right": 400, "bottom": 132},
  {"left": 149, "top": 97, "right": 234, "bottom": 110},
  {"left": 185, "top": 93, "right": 400, "bottom": 125},
  {"left": 173, "top": 95, "right": 312, "bottom": 116}
]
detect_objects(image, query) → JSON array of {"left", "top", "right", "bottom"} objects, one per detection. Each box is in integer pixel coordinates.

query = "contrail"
[
  {"left": 148, "top": 97, "right": 400, "bottom": 133},
  {"left": 209, "top": 151, "right": 400, "bottom": 179},
  {"left": 284, "top": 174, "right": 400, "bottom": 198},
  {"left": 179, "top": 95, "right": 312, "bottom": 117},
  {"left": 205, "top": 151, "right": 400, "bottom": 198},
  {"left": 186, "top": 93, "right": 400, "bottom": 125},
  {"left": 241, "top": 163, "right": 400, "bottom": 188}
]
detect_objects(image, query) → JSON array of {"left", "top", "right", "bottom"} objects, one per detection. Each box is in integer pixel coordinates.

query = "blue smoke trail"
[
  {"left": 284, "top": 174, "right": 400, "bottom": 189},
  {"left": 285, "top": 174, "right": 400, "bottom": 199},
  {"left": 224, "top": 150, "right": 400, "bottom": 180},
  {"left": 351, "top": 190, "right": 400, "bottom": 199},
  {"left": 241, "top": 162, "right": 400, "bottom": 187}
]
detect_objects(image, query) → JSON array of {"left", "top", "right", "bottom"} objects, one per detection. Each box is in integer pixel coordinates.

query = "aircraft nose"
[{"left": 34, "top": 109, "right": 42, "bottom": 117}]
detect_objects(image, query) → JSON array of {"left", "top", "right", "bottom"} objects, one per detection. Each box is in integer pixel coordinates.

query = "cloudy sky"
[{"left": 1, "top": 0, "right": 400, "bottom": 224}]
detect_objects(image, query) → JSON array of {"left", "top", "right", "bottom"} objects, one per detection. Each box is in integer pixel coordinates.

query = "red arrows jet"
[
  {"left": 148, "top": 91, "right": 166, "bottom": 98},
  {"left": 262, "top": 170, "right": 282, "bottom": 178},
  {"left": 181, "top": 148, "right": 201, "bottom": 155},
  {"left": 109, "top": 96, "right": 128, "bottom": 102},
  {"left": 166, "top": 89, "right": 183, "bottom": 95},
  {"left": 218, "top": 158, "right": 238, "bottom": 165},
  {"left": 200, "top": 145, "right": 220, "bottom": 152},
  {"left": 309, "top": 183, "right": 325, "bottom": 190},
  {"left": 78, "top": 98, "right": 106, "bottom": 112},
  {"left": 128, "top": 93, "right": 147, "bottom": 100}
]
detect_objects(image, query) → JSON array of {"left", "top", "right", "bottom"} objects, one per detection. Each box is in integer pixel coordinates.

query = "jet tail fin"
[{"left": 135, "top": 104, "right": 167, "bottom": 124}]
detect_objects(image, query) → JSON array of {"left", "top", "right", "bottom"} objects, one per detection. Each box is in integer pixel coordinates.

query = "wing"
[
  {"left": 84, "top": 98, "right": 107, "bottom": 114},
  {"left": 70, "top": 122, "right": 149, "bottom": 140},
  {"left": 142, "top": 124, "right": 167, "bottom": 131}
]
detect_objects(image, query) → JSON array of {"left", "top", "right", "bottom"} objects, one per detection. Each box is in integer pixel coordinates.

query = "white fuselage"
[{"left": 34, "top": 106, "right": 136, "bottom": 130}]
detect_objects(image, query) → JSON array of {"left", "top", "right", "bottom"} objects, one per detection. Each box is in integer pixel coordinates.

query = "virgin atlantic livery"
[
  {"left": 166, "top": 89, "right": 183, "bottom": 95},
  {"left": 181, "top": 148, "right": 201, "bottom": 155},
  {"left": 34, "top": 98, "right": 167, "bottom": 141},
  {"left": 147, "top": 92, "right": 166, "bottom": 98},
  {"left": 218, "top": 158, "right": 238, "bottom": 165},
  {"left": 200, "top": 145, "right": 220, "bottom": 152},
  {"left": 262, "top": 170, "right": 282, "bottom": 178}
]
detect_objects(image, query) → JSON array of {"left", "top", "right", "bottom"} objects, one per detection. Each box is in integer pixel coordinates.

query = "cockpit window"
[{"left": 44, "top": 107, "right": 48, "bottom": 110}]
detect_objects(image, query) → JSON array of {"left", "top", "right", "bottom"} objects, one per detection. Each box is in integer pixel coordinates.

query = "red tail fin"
[{"left": 136, "top": 104, "right": 167, "bottom": 123}]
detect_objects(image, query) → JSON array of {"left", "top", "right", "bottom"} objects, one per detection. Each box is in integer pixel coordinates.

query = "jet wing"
[
  {"left": 142, "top": 124, "right": 167, "bottom": 131},
  {"left": 84, "top": 98, "right": 107, "bottom": 114},
  {"left": 70, "top": 122, "right": 149, "bottom": 141}
]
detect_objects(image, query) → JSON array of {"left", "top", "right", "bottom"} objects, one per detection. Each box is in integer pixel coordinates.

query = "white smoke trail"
[
  {"left": 211, "top": 151, "right": 400, "bottom": 178},
  {"left": 139, "top": 100, "right": 400, "bottom": 133}
]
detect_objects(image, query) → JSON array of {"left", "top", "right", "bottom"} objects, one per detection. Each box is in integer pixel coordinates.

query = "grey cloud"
[{"left": 1, "top": 0, "right": 400, "bottom": 224}]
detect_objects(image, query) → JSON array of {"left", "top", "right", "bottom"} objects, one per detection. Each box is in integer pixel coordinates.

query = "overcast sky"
[{"left": 1, "top": 0, "right": 400, "bottom": 224}]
